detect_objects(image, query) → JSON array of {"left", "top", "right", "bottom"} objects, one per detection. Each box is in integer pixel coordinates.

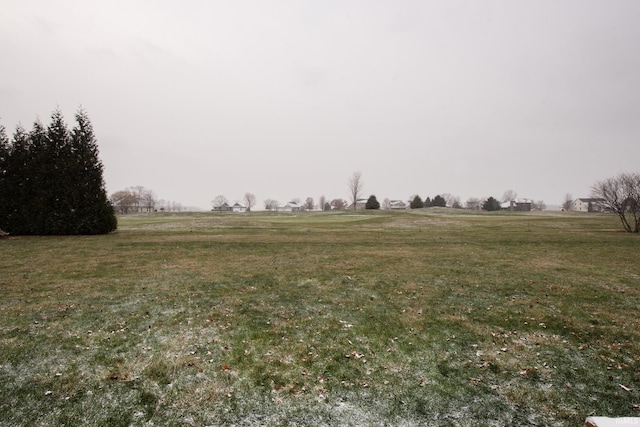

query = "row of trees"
[
  {"left": 208, "top": 172, "right": 544, "bottom": 214},
  {"left": 409, "top": 194, "right": 448, "bottom": 209},
  {"left": 109, "top": 186, "right": 186, "bottom": 213},
  {"left": 110, "top": 186, "right": 157, "bottom": 214},
  {"left": 0, "top": 109, "right": 116, "bottom": 235},
  {"left": 216, "top": 193, "right": 518, "bottom": 213}
]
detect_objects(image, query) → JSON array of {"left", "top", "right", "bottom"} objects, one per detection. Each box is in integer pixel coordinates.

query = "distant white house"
[
  {"left": 572, "top": 198, "right": 606, "bottom": 212},
  {"left": 277, "top": 201, "right": 303, "bottom": 212},
  {"left": 388, "top": 200, "right": 407, "bottom": 210},
  {"left": 230, "top": 201, "right": 247, "bottom": 213},
  {"left": 212, "top": 201, "right": 247, "bottom": 213}
]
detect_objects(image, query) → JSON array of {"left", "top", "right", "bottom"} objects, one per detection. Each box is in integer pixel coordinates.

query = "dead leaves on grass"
[{"left": 345, "top": 351, "right": 365, "bottom": 360}]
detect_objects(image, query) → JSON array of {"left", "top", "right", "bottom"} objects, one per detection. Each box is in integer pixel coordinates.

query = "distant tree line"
[
  {"left": 408, "top": 194, "right": 454, "bottom": 209},
  {"left": 110, "top": 186, "right": 184, "bottom": 213},
  {"left": 210, "top": 173, "right": 553, "bottom": 214},
  {"left": 0, "top": 109, "right": 116, "bottom": 235}
]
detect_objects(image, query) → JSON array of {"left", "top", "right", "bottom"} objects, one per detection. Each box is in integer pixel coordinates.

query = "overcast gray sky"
[{"left": 2, "top": 0, "right": 639, "bottom": 209}]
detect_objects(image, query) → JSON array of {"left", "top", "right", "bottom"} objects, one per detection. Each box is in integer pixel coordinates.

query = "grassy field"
[{"left": 0, "top": 209, "right": 638, "bottom": 426}]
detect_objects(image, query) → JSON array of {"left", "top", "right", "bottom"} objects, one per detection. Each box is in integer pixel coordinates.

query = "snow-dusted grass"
[{"left": 0, "top": 210, "right": 638, "bottom": 426}]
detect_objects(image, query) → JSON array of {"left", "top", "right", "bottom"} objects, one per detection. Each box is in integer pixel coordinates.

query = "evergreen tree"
[
  {"left": 423, "top": 197, "right": 432, "bottom": 207},
  {"left": 44, "top": 110, "right": 72, "bottom": 233},
  {"left": 410, "top": 195, "right": 424, "bottom": 209},
  {"left": 26, "top": 120, "right": 49, "bottom": 233},
  {"left": 482, "top": 196, "right": 501, "bottom": 211},
  {"left": 0, "top": 123, "right": 7, "bottom": 166},
  {"left": 0, "top": 123, "right": 9, "bottom": 231},
  {"left": 69, "top": 109, "right": 117, "bottom": 234},
  {"left": 0, "top": 126, "right": 29, "bottom": 233},
  {"left": 0, "top": 108, "right": 116, "bottom": 235},
  {"left": 432, "top": 195, "right": 447, "bottom": 207},
  {"left": 0, "top": 123, "right": 8, "bottom": 186},
  {"left": 365, "top": 195, "right": 380, "bottom": 210}
]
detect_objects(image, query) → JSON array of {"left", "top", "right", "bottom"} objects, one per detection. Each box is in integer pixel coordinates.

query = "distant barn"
[{"left": 500, "top": 199, "right": 532, "bottom": 212}]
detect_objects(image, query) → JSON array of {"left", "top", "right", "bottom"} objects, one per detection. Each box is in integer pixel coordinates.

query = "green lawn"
[{"left": 0, "top": 209, "right": 638, "bottom": 426}]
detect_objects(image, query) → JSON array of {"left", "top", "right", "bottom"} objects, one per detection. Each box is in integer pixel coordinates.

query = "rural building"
[
  {"left": 230, "top": 202, "right": 247, "bottom": 213},
  {"left": 277, "top": 201, "right": 303, "bottom": 212},
  {"left": 346, "top": 199, "right": 368, "bottom": 210},
  {"left": 500, "top": 198, "right": 532, "bottom": 212},
  {"left": 212, "top": 201, "right": 247, "bottom": 213},
  {"left": 388, "top": 200, "right": 407, "bottom": 210},
  {"left": 211, "top": 202, "right": 231, "bottom": 212},
  {"left": 572, "top": 198, "right": 606, "bottom": 212}
]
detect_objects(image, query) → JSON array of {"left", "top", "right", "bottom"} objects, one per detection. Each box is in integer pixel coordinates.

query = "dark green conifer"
[
  {"left": 432, "top": 195, "right": 447, "bottom": 207},
  {"left": 0, "top": 123, "right": 9, "bottom": 232},
  {"left": 365, "top": 195, "right": 380, "bottom": 209},
  {"left": 0, "top": 108, "right": 116, "bottom": 235},
  {"left": 0, "top": 126, "right": 29, "bottom": 233},
  {"left": 69, "top": 109, "right": 117, "bottom": 234},
  {"left": 482, "top": 196, "right": 501, "bottom": 211},
  {"left": 410, "top": 195, "right": 424, "bottom": 209}
]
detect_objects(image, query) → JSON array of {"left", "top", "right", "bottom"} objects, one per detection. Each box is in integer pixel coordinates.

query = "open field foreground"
[{"left": 1, "top": 209, "right": 639, "bottom": 426}]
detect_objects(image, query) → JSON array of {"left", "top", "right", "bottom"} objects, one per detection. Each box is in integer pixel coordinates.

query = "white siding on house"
[
  {"left": 388, "top": 200, "right": 407, "bottom": 210},
  {"left": 572, "top": 198, "right": 606, "bottom": 212},
  {"left": 277, "top": 202, "right": 303, "bottom": 212},
  {"left": 231, "top": 202, "right": 247, "bottom": 213}
]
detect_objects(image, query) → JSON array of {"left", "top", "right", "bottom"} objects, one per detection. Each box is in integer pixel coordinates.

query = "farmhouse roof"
[
  {"left": 500, "top": 198, "right": 533, "bottom": 209},
  {"left": 577, "top": 198, "right": 605, "bottom": 203}
]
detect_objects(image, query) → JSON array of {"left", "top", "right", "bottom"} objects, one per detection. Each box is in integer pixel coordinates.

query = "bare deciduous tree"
[
  {"left": 243, "top": 192, "right": 256, "bottom": 212},
  {"left": 304, "top": 197, "right": 315, "bottom": 211},
  {"left": 501, "top": 189, "right": 517, "bottom": 203},
  {"left": 212, "top": 195, "right": 228, "bottom": 210},
  {"left": 157, "top": 199, "right": 181, "bottom": 212},
  {"left": 264, "top": 199, "right": 279, "bottom": 211},
  {"left": 465, "top": 197, "right": 481, "bottom": 210},
  {"left": 382, "top": 198, "right": 391, "bottom": 210},
  {"left": 110, "top": 186, "right": 157, "bottom": 213},
  {"left": 592, "top": 172, "right": 640, "bottom": 233},
  {"left": 141, "top": 188, "right": 157, "bottom": 212},
  {"left": 532, "top": 200, "right": 546, "bottom": 211},
  {"left": 562, "top": 193, "right": 573, "bottom": 211},
  {"left": 110, "top": 189, "right": 137, "bottom": 214},
  {"left": 443, "top": 193, "right": 461, "bottom": 209},
  {"left": 330, "top": 198, "right": 347, "bottom": 210},
  {"left": 348, "top": 171, "right": 363, "bottom": 210}
]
